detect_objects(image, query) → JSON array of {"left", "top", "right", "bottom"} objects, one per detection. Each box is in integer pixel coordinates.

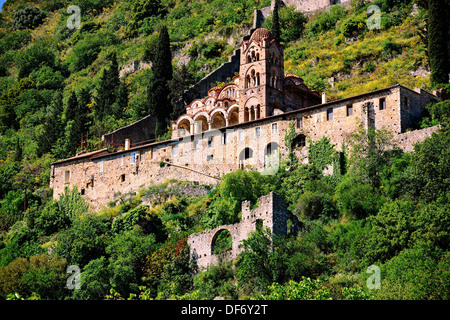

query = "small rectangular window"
[
  {"left": 64, "top": 170, "right": 70, "bottom": 184},
  {"left": 99, "top": 162, "right": 104, "bottom": 173},
  {"left": 379, "top": 98, "right": 386, "bottom": 110},
  {"left": 80, "top": 188, "right": 85, "bottom": 196},
  {"left": 272, "top": 123, "right": 278, "bottom": 134},
  {"left": 120, "top": 156, "right": 124, "bottom": 166},
  {"left": 222, "top": 133, "right": 227, "bottom": 145},
  {"left": 327, "top": 108, "right": 333, "bottom": 121},
  {"left": 297, "top": 117, "right": 303, "bottom": 128},
  {"left": 346, "top": 104, "right": 353, "bottom": 116},
  {"left": 207, "top": 136, "right": 213, "bottom": 147},
  {"left": 193, "top": 139, "right": 199, "bottom": 150},
  {"left": 256, "top": 127, "right": 261, "bottom": 137},
  {"left": 130, "top": 152, "right": 136, "bottom": 164},
  {"left": 239, "top": 130, "right": 244, "bottom": 141},
  {"left": 172, "top": 144, "right": 178, "bottom": 156},
  {"left": 120, "top": 174, "right": 125, "bottom": 183}
]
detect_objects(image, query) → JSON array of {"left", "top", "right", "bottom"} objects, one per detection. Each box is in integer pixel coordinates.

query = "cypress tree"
[
  {"left": 38, "top": 91, "right": 64, "bottom": 156},
  {"left": 94, "top": 52, "right": 120, "bottom": 120},
  {"left": 77, "top": 87, "right": 92, "bottom": 135},
  {"left": 271, "top": 0, "right": 281, "bottom": 43},
  {"left": 428, "top": 0, "right": 449, "bottom": 86},
  {"left": 65, "top": 91, "right": 78, "bottom": 122},
  {"left": 147, "top": 25, "right": 173, "bottom": 132}
]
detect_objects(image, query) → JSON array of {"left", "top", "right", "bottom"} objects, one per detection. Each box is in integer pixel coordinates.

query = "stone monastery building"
[{"left": 50, "top": 28, "right": 439, "bottom": 211}]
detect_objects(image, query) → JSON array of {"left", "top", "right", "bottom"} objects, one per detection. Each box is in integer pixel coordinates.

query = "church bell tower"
[{"left": 238, "top": 28, "right": 284, "bottom": 123}]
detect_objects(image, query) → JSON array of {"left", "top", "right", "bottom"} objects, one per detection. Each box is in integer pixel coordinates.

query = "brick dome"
[{"left": 250, "top": 28, "right": 274, "bottom": 43}]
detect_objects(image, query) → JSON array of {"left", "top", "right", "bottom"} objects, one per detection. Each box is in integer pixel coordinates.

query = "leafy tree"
[
  {"left": 33, "top": 201, "right": 72, "bottom": 236},
  {"left": 365, "top": 199, "right": 418, "bottom": 263},
  {"left": 308, "top": 136, "right": 336, "bottom": 172},
  {"left": 254, "top": 278, "right": 333, "bottom": 300},
  {"left": 13, "top": 6, "right": 46, "bottom": 30},
  {"left": 107, "top": 228, "right": 156, "bottom": 296},
  {"left": 375, "top": 244, "right": 450, "bottom": 300},
  {"left": 16, "top": 41, "right": 55, "bottom": 79},
  {"left": 56, "top": 213, "right": 111, "bottom": 268},
  {"left": 405, "top": 129, "right": 450, "bottom": 203},
  {"left": 348, "top": 125, "right": 399, "bottom": 188},
  {"left": 37, "top": 92, "right": 64, "bottom": 156},
  {"left": 73, "top": 256, "right": 110, "bottom": 300},
  {"left": 336, "top": 174, "right": 386, "bottom": 219},
  {"left": 125, "top": 0, "right": 165, "bottom": 38}
]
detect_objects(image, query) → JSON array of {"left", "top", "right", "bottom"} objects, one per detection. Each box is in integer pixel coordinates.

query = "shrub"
[
  {"left": 16, "top": 41, "right": 56, "bottom": 79},
  {"left": 34, "top": 201, "right": 72, "bottom": 236},
  {"left": 13, "top": 6, "right": 46, "bottom": 30},
  {"left": 255, "top": 278, "right": 332, "bottom": 300}
]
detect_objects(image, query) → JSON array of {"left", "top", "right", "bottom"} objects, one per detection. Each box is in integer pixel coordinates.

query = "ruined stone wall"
[
  {"left": 187, "top": 192, "right": 289, "bottom": 269},
  {"left": 51, "top": 86, "right": 437, "bottom": 210}
]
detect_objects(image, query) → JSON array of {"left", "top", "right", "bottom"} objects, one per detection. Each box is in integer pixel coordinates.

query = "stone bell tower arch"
[{"left": 238, "top": 28, "right": 285, "bottom": 123}]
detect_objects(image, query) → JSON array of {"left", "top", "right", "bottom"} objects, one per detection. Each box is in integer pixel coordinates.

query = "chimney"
[
  {"left": 125, "top": 139, "right": 130, "bottom": 151},
  {"left": 322, "top": 92, "right": 327, "bottom": 104}
]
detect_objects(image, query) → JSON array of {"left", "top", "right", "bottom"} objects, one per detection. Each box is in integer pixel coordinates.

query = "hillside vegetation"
[{"left": 0, "top": 0, "right": 449, "bottom": 300}]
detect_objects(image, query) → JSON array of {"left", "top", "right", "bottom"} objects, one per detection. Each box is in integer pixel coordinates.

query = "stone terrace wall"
[{"left": 396, "top": 125, "right": 440, "bottom": 153}]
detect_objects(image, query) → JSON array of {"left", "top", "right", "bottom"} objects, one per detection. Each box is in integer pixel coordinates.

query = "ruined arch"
[{"left": 211, "top": 229, "right": 233, "bottom": 255}]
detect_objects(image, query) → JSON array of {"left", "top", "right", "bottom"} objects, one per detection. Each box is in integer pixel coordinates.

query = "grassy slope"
[{"left": 284, "top": 3, "right": 430, "bottom": 100}]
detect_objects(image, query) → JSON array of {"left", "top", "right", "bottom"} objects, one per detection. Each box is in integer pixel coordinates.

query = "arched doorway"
[{"left": 239, "top": 147, "right": 253, "bottom": 169}]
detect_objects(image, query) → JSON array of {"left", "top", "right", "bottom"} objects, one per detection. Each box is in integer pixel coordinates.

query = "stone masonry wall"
[
  {"left": 187, "top": 192, "right": 289, "bottom": 269},
  {"left": 51, "top": 85, "right": 437, "bottom": 211}
]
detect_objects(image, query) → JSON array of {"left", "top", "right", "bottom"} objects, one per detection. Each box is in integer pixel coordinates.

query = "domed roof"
[{"left": 250, "top": 28, "right": 274, "bottom": 43}]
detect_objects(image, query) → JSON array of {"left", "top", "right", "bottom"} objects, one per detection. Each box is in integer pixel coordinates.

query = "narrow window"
[
  {"left": 327, "top": 108, "right": 334, "bottom": 121},
  {"left": 256, "top": 219, "right": 263, "bottom": 232},
  {"left": 172, "top": 144, "right": 178, "bottom": 156},
  {"left": 222, "top": 132, "right": 227, "bottom": 145},
  {"left": 130, "top": 152, "right": 136, "bottom": 164},
  {"left": 99, "top": 162, "right": 104, "bottom": 173},
  {"left": 120, "top": 174, "right": 125, "bottom": 183},
  {"left": 346, "top": 104, "right": 353, "bottom": 116},
  {"left": 194, "top": 139, "right": 199, "bottom": 150},
  {"left": 207, "top": 136, "right": 213, "bottom": 148},
  {"left": 80, "top": 188, "right": 85, "bottom": 196},
  {"left": 256, "top": 127, "right": 261, "bottom": 138},
  {"left": 272, "top": 123, "right": 278, "bottom": 134},
  {"left": 403, "top": 96, "right": 409, "bottom": 109},
  {"left": 297, "top": 117, "right": 303, "bottom": 128},
  {"left": 239, "top": 130, "right": 244, "bottom": 141},
  {"left": 380, "top": 98, "right": 386, "bottom": 110},
  {"left": 64, "top": 170, "right": 70, "bottom": 184},
  {"left": 120, "top": 155, "right": 124, "bottom": 166}
]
